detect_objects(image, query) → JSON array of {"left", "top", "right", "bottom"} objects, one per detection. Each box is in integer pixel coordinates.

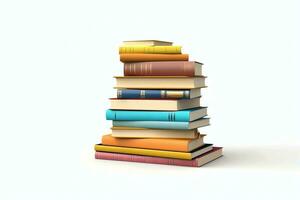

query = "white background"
[{"left": 0, "top": 0, "right": 299, "bottom": 199}]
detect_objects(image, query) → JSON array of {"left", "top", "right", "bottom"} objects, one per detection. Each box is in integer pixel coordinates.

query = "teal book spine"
[
  {"left": 112, "top": 121, "right": 190, "bottom": 130},
  {"left": 106, "top": 109, "right": 191, "bottom": 122}
]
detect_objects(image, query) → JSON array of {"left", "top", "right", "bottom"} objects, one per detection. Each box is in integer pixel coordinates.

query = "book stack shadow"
[{"left": 94, "top": 40, "right": 223, "bottom": 167}]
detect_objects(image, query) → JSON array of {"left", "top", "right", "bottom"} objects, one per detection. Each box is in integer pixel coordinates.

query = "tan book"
[
  {"left": 114, "top": 76, "right": 206, "bottom": 89},
  {"left": 122, "top": 40, "right": 172, "bottom": 46},
  {"left": 109, "top": 98, "right": 200, "bottom": 111},
  {"left": 113, "top": 118, "right": 210, "bottom": 130},
  {"left": 110, "top": 127, "right": 201, "bottom": 139}
]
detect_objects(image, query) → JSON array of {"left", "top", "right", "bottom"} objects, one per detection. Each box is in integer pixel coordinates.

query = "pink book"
[{"left": 95, "top": 147, "right": 223, "bottom": 167}]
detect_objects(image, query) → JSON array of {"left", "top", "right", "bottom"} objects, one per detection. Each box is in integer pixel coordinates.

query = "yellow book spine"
[
  {"left": 119, "top": 46, "right": 181, "bottom": 54},
  {"left": 94, "top": 144, "right": 192, "bottom": 160}
]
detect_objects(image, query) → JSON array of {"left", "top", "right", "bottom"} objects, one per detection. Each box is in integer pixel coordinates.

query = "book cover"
[
  {"left": 106, "top": 107, "right": 207, "bottom": 122},
  {"left": 95, "top": 147, "right": 223, "bottom": 167},
  {"left": 101, "top": 134, "right": 204, "bottom": 152},
  {"left": 124, "top": 61, "right": 202, "bottom": 76},
  {"left": 120, "top": 54, "right": 189, "bottom": 62},
  {"left": 94, "top": 143, "right": 213, "bottom": 160},
  {"left": 119, "top": 46, "right": 181, "bottom": 54}
]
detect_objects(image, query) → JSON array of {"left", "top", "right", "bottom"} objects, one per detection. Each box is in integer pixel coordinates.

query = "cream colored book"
[
  {"left": 114, "top": 76, "right": 206, "bottom": 89},
  {"left": 109, "top": 98, "right": 200, "bottom": 111},
  {"left": 110, "top": 127, "right": 202, "bottom": 139},
  {"left": 122, "top": 40, "right": 172, "bottom": 46},
  {"left": 113, "top": 118, "right": 210, "bottom": 130}
]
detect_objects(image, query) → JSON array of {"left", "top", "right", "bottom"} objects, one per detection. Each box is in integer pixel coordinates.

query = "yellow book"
[
  {"left": 94, "top": 144, "right": 213, "bottom": 160},
  {"left": 119, "top": 46, "right": 181, "bottom": 54}
]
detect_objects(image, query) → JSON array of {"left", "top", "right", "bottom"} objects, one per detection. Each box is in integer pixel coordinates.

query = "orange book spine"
[
  {"left": 102, "top": 135, "right": 189, "bottom": 152},
  {"left": 120, "top": 54, "right": 189, "bottom": 62}
]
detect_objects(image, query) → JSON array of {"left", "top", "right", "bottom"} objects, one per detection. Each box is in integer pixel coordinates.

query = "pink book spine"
[{"left": 95, "top": 151, "right": 198, "bottom": 167}]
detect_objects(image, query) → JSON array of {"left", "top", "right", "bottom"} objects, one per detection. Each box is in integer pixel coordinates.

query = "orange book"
[
  {"left": 120, "top": 53, "right": 189, "bottom": 62},
  {"left": 101, "top": 134, "right": 204, "bottom": 152}
]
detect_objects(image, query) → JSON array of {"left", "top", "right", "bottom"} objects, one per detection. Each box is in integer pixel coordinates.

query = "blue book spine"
[
  {"left": 117, "top": 89, "right": 190, "bottom": 99},
  {"left": 106, "top": 109, "right": 190, "bottom": 122},
  {"left": 112, "top": 121, "right": 189, "bottom": 130}
]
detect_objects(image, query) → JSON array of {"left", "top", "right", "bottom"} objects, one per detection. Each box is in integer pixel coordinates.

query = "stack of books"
[{"left": 94, "top": 40, "right": 223, "bottom": 167}]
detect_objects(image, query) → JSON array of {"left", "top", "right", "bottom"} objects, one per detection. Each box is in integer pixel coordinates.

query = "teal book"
[
  {"left": 112, "top": 118, "right": 210, "bottom": 130},
  {"left": 106, "top": 107, "right": 207, "bottom": 122}
]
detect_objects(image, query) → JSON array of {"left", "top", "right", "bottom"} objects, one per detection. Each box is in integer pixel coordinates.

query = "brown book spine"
[
  {"left": 124, "top": 61, "right": 195, "bottom": 76},
  {"left": 120, "top": 54, "right": 189, "bottom": 62}
]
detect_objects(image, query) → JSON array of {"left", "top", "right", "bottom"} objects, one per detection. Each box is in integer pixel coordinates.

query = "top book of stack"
[
  {"left": 119, "top": 40, "right": 189, "bottom": 62},
  {"left": 122, "top": 40, "right": 173, "bottom": 46}
]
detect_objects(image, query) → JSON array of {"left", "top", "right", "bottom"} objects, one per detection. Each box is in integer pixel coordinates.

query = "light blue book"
[
  {"left": 113, "top": 118, "right": 210, "bottom": 130},
  {"left": 106, "top": 107, "right": 207, "bottom": 122}
]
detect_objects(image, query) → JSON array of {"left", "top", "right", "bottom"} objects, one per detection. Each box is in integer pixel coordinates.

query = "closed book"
[
  {"left": 113, "top": 118, "right": 210, "bottom": 130},
  {"left": 120, "top": 54, "right": 189, "bottom": 62},
  {"left": 95, "top": 147, "right": 223, "bottom": 167},
  {"left": 110, "top": 98, "right": 200, "bottom": 111},
  {"left": 102, "top": 134, "right": 204, "bottom": 152},
  {"left": 114, "top": 76, "right": 206, "bottom": 89},
  {"left": 106, "top": 107, "right": 207, "bottom": 122},
  {"left": 119, "top": 46, "right": 181, "bottom": 54},
  {"left": 124, "top": 61, "right": 202, "bottom": 76},
  {"left": 122, "top": 40, "right": 172, "bottom": 46},
  {"left": 94, "top": 143, "right": 213, "bottom": 160},
  {"left": 117, "top": 89, "right": 201, "bottom": 99},
  {"left": 110, "top": 127, "right": 200, "bottom": 139}
]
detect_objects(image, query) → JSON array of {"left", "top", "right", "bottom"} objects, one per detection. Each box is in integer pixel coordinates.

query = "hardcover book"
[
  {"left": 95, "top": 147, "right": 223, "bottom": 167},
  {"left": 116, "top": 89, "right": 201, "bottom": 99},
  {"left": 94, "top": 143, "right": 213, "bottom": 160},
  {"left": 120, "top": 54, "right": 189, "bottom": 62},
  {"left": 109, "top": 98, "right": 200, "bottom": 111},
  {"left": 112, "top": 117, "right": 210, "bottom": 130},
  {"left": 114, "top": 76, "right": 206, "bottom": 89},
  {"left": 124, "top": 61, "right": 202, "bottom": 76},
  {"left": 119, "top": 46, "right": 181, "bottom": 54},
  {"left": 110, "top": 127, "right": 200, "bottom": 139},
  {"left": 122, "top": 40, "right": 172, "bottom": 46},
  {"left": 106, "top": 107, "right": 207, "bottom": 122},
  {"left": 102, "top": 134, "right": 204, "bottom": 152}
]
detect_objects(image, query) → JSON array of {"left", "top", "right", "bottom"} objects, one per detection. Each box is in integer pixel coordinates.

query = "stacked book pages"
[{"left": 94, "top": 40, "right": 223, "bottom": 167}]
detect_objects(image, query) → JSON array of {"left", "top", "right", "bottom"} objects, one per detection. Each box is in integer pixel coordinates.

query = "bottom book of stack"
[{"left": 94, "top": 135, "right": 223, "bottom": 167}]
